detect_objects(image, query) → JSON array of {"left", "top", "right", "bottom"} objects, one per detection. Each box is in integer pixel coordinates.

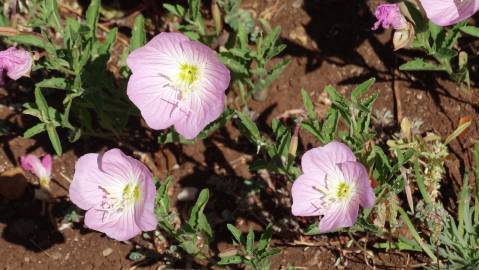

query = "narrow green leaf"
[
  {"left": 45, "top": 0, "right": 62, "bottom": 32},
  {"left": 321, "top": 108, "right": 339, "bottom": 143},
  {"left": 36, "top": 78, "right": 67, "bottom": 89},
  {"left": 413, "top": 158, "right": 432, "bottom": 205},
  {"left": 398, "top": 208, "right": 437, "bottom": 262},
  {"left": 458, "top": 172, "right": 471, "bottom": 236},
  {"left": 256, "top": 224, "right": 273, "bottom": 252},
  {"left": 9, "top": 35, "right": 52, "bottom": 50},
  {"left": 130, "top": 14, "right": 146, "bottom": 52},
  {"left": 23, "top": 123, "right": 46, "bottom": 138},
  {"left": 220, "top": 54, "right": 249, "bottom": 75},
  {"left": 399, "top": 58, "right": 446, "bottom": 71},
  {"left": 301, "top": 89, "right": 315, "bottom": 120},
  {"left": 235, "top": 111, "right": 260, "bottom": 143},
  {"left": 188, "top": 189, "right": 209, "bottom": 229},
  {"left": 163, "top": 4, "right": 185, "bottom": 17},
  {"left": 46, "top": 124, "right": 62, "bottom": 155},
  {"left": 85, "top": 0, "right": 101, "bottom": 40},
  {"left": 460, "top": 26, "right": 479, "bottom": 38},
  {"left": 351, "top": 78, "right": 375, "bottom": 103},
  {"left": 218, "top": 255, "right": 243, "bottom": 265},
  {"left": 34, "top": 88, "right": 49, "bottom": 120},
  {"left": 246, "top": 228, "right": 254, "bottom": 255},
  {"left": 227, "top": 224, "right": 242, "bottom": 243},
  {"left": 98, "top": 28, "right": 118, "bottom": 55}
]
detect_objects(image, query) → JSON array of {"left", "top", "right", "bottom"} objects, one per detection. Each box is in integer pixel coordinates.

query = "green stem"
[{"left": 398, "top": 207, "right": 437, "bottom": 262}]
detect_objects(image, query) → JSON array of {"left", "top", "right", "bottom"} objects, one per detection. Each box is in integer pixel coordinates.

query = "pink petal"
[
  {"left": 338, "top": 161, "right": 375, "bottom": 208},
  {"left": 182, "top": 39, "right": 230, "bottom": 94},
  {"left": 144, "top": 32, "right": 190, "bottom": 55},
  {"left": 174, "top": 91, "right": 225, "bottom": 139},
  {"left": 69, "top": 154, "right": 110, "bottom": 210},
  {"left": 20, "top": 154, "right": 48, "bottom": 179},
  {"left": 41, "top": 154, "right": 53, "bottom": 177},
  {"left": 319, "top": 202, "right": 359, "bottom": 233},
  {"left": 0, "top": 47, "right": 33, "bottom": 80},
  {"left": 419, "top": 0, "right": 479, "bottom": 26},
  {"left": 20, "top": 154, "right": 41, "bottom": 172},
  {"left": 85, "top": 208, "right": 141, "bottom": 241},
  {"left": 301, "top": 141, "right": 356, "bottom": 177},
  {"left": 100, "top": 148, "right": 154, "bottom": 185},
  {"left": 127, "top": 73, "right": 182, "bottom": 130},
  {"left": 134, "top": 172, "right": 157, "bottom": 231},
  {"left": 291, "top": 174, "right": 326, "bottom": 216}
]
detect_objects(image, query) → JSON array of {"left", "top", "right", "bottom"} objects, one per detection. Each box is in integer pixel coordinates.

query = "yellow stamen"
[{"left": 178, "top": 63, "right": 199, "bottom": 85}]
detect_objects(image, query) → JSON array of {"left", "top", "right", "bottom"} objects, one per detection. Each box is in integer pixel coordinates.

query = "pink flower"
[
  {"left": 372, "top": 4, "right": 407, "bottom": 30},
  {"left": 419, "top": 0, "right": 479, "bottom": 26},
  {"left": 69, "top": 149, "right": 157, "bottom": 241},
  {"left": 127, "top": 32, "right": 230, "bottom": 139},
  {"left": 21, "top": 154, "right": 52, "bottom": 189},
  {"left": 0, "top": 47, "right": 33, "bottom": 84},
  {"left": 291, "top": 142, "right": 375, "bottom": 233}
]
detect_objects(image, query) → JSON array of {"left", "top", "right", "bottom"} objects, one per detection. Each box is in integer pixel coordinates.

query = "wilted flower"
[
  {"left": 127, "top": 32, "right": 230, "bottom": 139},
  {"left": 392, "top": 21, "right": 415, "bottom": 50},
  {"left": 69, "top": 148, "right": 157, "bottom": 241},
  {"left": 419, "top": 0, "right": 479, "bottom": 26},
  {"left": 0, "top": 47, "right": 33, "bottom": 84},
  {"left": 372, "top": 3, "right": 407, "bottom": 30},
  {"left": 291, "top": 141, "right": 375, "bottom": 233},
  {"left": 21, "top": 154, "right": 52, "bottom": 190}
]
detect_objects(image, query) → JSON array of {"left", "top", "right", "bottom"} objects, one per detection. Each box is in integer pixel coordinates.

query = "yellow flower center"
[
  {"left": 122, "top": 183, "right": 141, "bottom": 203},
  {"left": 178, "top": 63, "right": 199, "bottom": 85},
  {"left": 336, "top": 182, "right": 350, "bottom": 200}
]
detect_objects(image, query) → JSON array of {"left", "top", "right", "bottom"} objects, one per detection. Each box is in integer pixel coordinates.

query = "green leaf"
[
  {"left": 321, "top": 108, "right": 339, "bottom": 143},
  {"left": 163, "top": 4, "right": 185, "bottom": 17},
  {"left": 227, "top": 224, "right": 242, "bottom": 243},
  {"left": 413, "top": 158, "right": 432, "bottom": 205},
  {"left": 246, "top": 228, "right": 254, "bottom": 255},
  {"left": 46, "top": 124, "right": 62, "bottom": 155},
  {"left": 235, "top": 111, "right": 260, "bottom": 143},
  {"left": 428, "top": 22, "right": 442, "bottom": 42},
  {"left": 399, "top": 58, "right": 446, "bottom": 71},
  {"left": 9, "top": 35, "right": 52, "bottom": 50},
  {"left": 398, "top": 208, "right": 437, "bottom": 262},
  {"left": 256, "top": 224, "right": 273, "bottom": 252},
  {"left": 98, "top": 27, "right": 118, "bottom": 55},
  {"left": 304, "top": 223, "right": 320, "bottom": 235},
  {"left": 130, "top": 14, "right": 146, "bottom": 52},
  {"left": 36, "top": 78, "right": 67, "bottom": 89},
  {"left": 188, "top": 189, "right": 211, "bottom": 233},
  {"left": 220, "top": 54, "right": 249, "bottom": 75},
  {"left": 24, "top": 123, "right": 46, "bottom": 138},
  {"left": 460, "top": 26, "right": 479, "bottom": 38},
  {"left": 188, "top": 0, "right": 201, "bottom": 21},
  {"left": 218, "top": 255, "right": 243, "bottom": 265},
  {"left": 85, "top": 0, "right": 101, "bottom": 40},
  {"left": 403, "top": 0, "right": 427, "bottom": 32},
  {"left": 45, "top": 0, "right": 62, "bottom": 32},
  {"left": 301, "top": 88, "right": 315, "bottom": 119},
  {"left": 351, "top": 78, "right": 375, "bottom": 104},
  {"left": 458, "top": 172, "right": 471, "bottom": 236},
  {"left": 34, "top": 88, "right": 49, "bottom": 120}
]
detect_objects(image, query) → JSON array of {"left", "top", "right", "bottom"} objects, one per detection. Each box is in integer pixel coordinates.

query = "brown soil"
[{"left": 1, "top": 0, "right": 478, "bottom": 269}]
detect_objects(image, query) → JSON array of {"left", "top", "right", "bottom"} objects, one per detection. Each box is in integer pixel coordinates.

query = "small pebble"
[
  {"left": 176, "top": 187, "right": 199, "bottom": 201},
  {"left": 102, "top": 248, "right": 113, "bottom": 257}
]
